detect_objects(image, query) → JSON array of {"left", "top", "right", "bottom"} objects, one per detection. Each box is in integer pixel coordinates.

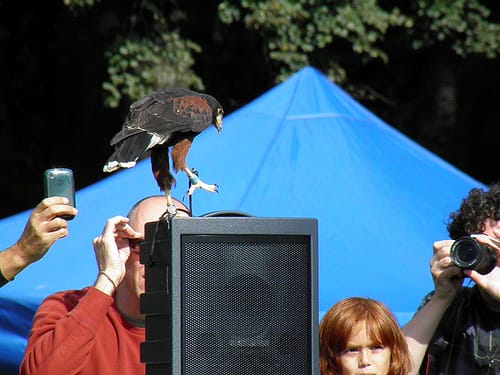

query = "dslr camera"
[{"left": 450, "top": 236, "right": 496, "bottom": 275}]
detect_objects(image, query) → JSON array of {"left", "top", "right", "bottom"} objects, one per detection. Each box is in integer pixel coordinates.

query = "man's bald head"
[{"left": 127, "top": 195, "right": 190, "bottom": 221}]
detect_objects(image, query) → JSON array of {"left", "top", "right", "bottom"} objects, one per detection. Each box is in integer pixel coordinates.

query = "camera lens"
[
  {"left": 450, "top": 236, "right": 496, "bottom": 275},
  {"left": 454, "top": 241, "right": 477, "bottom": 264}
]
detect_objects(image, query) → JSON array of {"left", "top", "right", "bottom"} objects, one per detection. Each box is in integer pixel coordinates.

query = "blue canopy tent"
[{"left": 0, "top": 66, "right": 484, "bottom": 372}]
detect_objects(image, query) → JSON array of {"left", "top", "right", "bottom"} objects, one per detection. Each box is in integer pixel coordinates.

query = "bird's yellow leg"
[
  {"left": 183, "top": 167, "right": 218, "bottom": 196},
  {"left": 160, "top": 189, "right": 177, "bottom": 219}
]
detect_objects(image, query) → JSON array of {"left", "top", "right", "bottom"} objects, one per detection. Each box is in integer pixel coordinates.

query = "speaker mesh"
[{"left": 182, "top": 235, "right": 311, "bottom": 375}]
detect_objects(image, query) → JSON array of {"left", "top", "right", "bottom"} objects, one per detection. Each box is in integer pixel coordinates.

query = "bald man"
[{"left": 21, "top": 196, "right": 189, "bottom": 375}]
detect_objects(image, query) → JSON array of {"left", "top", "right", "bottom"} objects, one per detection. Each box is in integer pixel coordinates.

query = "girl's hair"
[{"left": 319, "top": 297, "right": 412, "bottom": 375}]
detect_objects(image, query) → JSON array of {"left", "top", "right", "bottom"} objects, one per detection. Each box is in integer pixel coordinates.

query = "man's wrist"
[
  {"left": 94, "top": 271, "right": 120, "bottom": 296},
  {"left": 0, "top": 244, "right": 32, "bottom": 281}
]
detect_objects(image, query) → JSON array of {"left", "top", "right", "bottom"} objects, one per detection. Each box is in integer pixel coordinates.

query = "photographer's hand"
[
  {"left": 92, "top": 216, "right": 141, "bottom": 296},
  {"left": 430, "top": 240, "right": 463, "bottom": 301},
  {"left": 464, "top": 235, "right": 500, "bottom": 308}
]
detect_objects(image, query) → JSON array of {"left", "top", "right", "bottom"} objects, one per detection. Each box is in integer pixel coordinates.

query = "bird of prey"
[{"left": 103, "top": 88, "right": 223, "bottom": 217}]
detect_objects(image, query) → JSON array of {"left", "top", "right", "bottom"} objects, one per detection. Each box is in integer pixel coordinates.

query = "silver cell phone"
[{"left": 43, "top": 168, "right": 76, "bottom": 220}]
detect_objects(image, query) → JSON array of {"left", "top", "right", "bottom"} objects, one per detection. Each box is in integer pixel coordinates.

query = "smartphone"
[{"left": 43, "top": 168, "right": 76, "bottom": 220}]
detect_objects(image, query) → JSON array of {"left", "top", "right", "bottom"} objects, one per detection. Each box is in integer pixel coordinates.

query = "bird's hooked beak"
[{"left": 214, "top": 108, "right": 223, "bottom": 133}]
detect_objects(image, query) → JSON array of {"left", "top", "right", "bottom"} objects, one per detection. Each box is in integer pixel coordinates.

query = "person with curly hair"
[
  {"left": 403, "top": 183, "right": 500, "bottom": 375},
  {"left": 320, "top": 297, "right": 412, "bottom": 375}
]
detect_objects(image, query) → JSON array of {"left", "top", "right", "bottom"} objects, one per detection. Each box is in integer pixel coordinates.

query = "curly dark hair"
[{"left": 447, "top": 183, "right": 500, "bottom": 239}]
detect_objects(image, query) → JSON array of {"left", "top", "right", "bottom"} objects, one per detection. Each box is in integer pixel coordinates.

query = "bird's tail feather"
[{"left": 103, "top": 133, "right": 152, "bottom": 172}]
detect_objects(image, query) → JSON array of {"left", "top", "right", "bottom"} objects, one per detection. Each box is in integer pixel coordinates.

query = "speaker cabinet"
[{"left": 140, "top": 216, "right": 318, "bottom": 375}]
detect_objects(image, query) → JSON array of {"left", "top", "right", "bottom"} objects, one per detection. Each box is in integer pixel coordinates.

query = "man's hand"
[
  {"left": 430, "top": 240, "right": 464, "bottom": 302},
  {"left": 0, "top": 197, "right": 78, "bottom": 280},
  {"left": 464, "top": 235, "right": 500, "bottom": 308},
  {"left": 92, "top": 216, "right": 141, "bottom": 295}
]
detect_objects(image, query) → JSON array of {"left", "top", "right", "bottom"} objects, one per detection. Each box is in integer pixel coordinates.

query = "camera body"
[
  {"left": 43, "top": 168, "right": 76, "bottom": 220},
  {"left": 450, "top": 236, "right": 496, "bottom": 275}
]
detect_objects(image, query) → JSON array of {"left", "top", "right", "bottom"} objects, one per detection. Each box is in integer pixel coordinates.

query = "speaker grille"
[{"left": 182, "top": 235, "right": 311, "bottom": 375}]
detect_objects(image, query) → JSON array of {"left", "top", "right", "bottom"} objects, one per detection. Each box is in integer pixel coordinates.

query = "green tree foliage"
[
  {"left": 218, "top": 0, "right": 499, "bottom": 84},
  {"left": 410, "top": 0, "right": 500, "bottom": 57},
  {"left": 63, "top": 0, "right": 99, "bottom": 8},
  {"left": 103, "top": 32, "right": 203, "bottom": 108},
  {"left": 64, "top": 0, "right": 204, "bottom": 108},
  {"left": 62, "top": 0, "right": 499, "bottom": 106},
  {"left": 219, "top": 0, "right": 412, "bottom": 83}
]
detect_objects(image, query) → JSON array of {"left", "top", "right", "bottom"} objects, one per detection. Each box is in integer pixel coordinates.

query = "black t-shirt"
[{"left": 419, "top": 286, "right": 500, "bottom": 375}]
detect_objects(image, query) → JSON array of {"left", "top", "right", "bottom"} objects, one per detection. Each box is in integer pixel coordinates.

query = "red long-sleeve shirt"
[{"left": 20, "top": 287, "right": 145, "bottom": 375}]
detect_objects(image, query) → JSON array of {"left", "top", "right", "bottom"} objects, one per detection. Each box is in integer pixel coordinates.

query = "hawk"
[{"left": 103, "top": 88, "right": 223, "bottom": 216}]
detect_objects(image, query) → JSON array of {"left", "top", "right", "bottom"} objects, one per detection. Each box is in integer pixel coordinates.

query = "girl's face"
[{"left": 338, "top": 323, "right": 391, "bottom": 375}]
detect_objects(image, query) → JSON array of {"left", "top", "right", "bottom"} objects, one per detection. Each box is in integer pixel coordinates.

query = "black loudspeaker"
[{"left": 140, "top": 216, "right": 318, "bottom": 375}]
